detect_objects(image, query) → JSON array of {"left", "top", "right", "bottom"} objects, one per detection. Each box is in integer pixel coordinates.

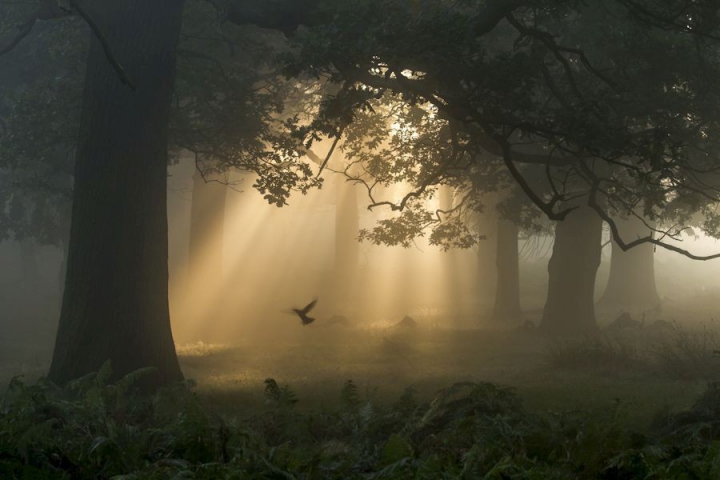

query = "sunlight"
[{"left": 168, "top": 158, "right": 482, "bottom": 344}]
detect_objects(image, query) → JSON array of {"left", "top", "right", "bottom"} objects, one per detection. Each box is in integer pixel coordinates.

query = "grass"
[{"left": 175, "top": 325, "right": 706, "bottom": 418}]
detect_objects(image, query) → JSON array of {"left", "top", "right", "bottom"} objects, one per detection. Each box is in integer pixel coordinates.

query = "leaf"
[
  {"left": 380, "top": 434, "right": 413, "bottom": 466},
  {"left": 89, "top": 436, "right": 110, "bottom": 454},
  {"left": 96, "top": 360, "right": 113, "bottom": 387},
  {"left": 340, "top": 380, "right": 361, "bottom": 409},
  {"left": 114, "top": 367, "right": 157, "bottom": 394},
  {"left": 704, "top": 441, "right": 720, "bottom": 477}
]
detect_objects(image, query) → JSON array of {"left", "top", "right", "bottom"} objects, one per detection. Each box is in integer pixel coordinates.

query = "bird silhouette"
[{"left": 292, "top": 298, "right": 318, "bottom": 326}]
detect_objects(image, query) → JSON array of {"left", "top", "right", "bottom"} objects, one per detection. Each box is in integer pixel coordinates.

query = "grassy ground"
[
  {"left": 2, "top": 314, "right": 717, "bottom": 430},
  {"left": 174, "top": 321, "right": 714, "bottom": 432}
]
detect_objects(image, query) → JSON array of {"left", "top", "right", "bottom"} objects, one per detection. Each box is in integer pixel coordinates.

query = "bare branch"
[
  {"left": 70, "top": 0, "right": 136, "bottom": 90},
  {"left": 588, "top": 181, "right": 720, "bottom": 260},
  {"left": 317, "top": 131, "right": 342, "bottom": 177}
]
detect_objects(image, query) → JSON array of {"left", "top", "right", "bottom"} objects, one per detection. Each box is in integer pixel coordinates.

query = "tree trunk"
[
  {"left": 57, "top": 202, "right": 72, "bottom": 301},
  {"left": 491, "top": 219, "right": 521, "bottom": 322},
  {"left": 333, "top": 178, "right": 359, "bottom": 311},
  {"left": 188, "top": 169, "right": 227, "bottom": 283},
  {"left": 540, "top": 206, "right": 602, "bottom": 334},
  {"left": 49, "top": 0, "right": 185, "bottom": 388},
  {"left": 474, "top": 197, "right": 498, "bottom": 316},
  {"left": 598, "top": 215, "right": 660, "bottom": 310},
  {"left": 438, "top": 185, "right": 464, "bottom": 320}
]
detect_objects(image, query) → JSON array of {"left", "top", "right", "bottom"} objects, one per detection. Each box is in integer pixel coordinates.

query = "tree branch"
[
  {"left": 70, "top": 0, "right": 136, "bottom": 90},
  {"left": 588, "top": 181, "right": 720, "bottom": 260}
]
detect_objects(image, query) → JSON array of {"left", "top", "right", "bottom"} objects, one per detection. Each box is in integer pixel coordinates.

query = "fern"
[
  {"left": 264, "top": 378, "right": 299, "bottom": 408},
  {"left": 340, "top": 380, "right": 361, "bottom": 410},
  {"left": 2, "top": 372, "right": 720, "bottom": 478}
]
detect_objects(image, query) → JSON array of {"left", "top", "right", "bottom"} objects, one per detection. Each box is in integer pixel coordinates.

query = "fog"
[{"left": 5, "top": 153, "right": 720, "bottom": 397}]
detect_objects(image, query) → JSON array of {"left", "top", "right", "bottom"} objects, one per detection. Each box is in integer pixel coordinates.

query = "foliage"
[
  {"left": 278, "top": 0, "right": 720, "bottom": 254},
  {"left": 4, "top": 368, "right": 720, "bottom": 478},
  {"left": 171, "top": 0, "right": 323, "bottom": 207},
  {"left": 0, "top": 16, "right": 84, "bottom": 245},
  {"left": 0, "top": 0, "right": 324, "bottom": 246}
]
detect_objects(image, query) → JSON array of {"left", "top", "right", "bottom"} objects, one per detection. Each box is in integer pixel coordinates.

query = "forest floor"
[
  {"left": 177, "top": 315, "right": 717, "bottom": 432},
  {"left": 3, "top": 305, "right": 720, "bottom": 477},
  {"left": 2, "top": 302, "right": 718, "bottom": 431}
]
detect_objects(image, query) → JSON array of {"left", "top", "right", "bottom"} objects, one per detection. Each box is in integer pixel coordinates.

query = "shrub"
[{"left": 3, "top": 368, "right": 720, "bottom": 478}]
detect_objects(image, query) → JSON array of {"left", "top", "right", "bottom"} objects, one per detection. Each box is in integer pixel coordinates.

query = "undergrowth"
[
  {"left": 2, "top": 363, "right": 720, "bottom": 478},
  {"left": 548, "top": 335, "right": 641, "bottom": 372},
  {"left": 650, "top": 321, "right": 720, "bottom": 380},
  {"left": 548, "top": 322, "right": 720, "bottom": 381}
]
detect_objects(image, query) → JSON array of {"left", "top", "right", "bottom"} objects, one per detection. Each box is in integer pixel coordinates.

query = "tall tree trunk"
[
  {"left": 475, "top": 196, "right": 498, "bottom": 316},
  {"left": 598, "top": 215, "right": 660, "bottom": 310},
  {"left": 491, "top": 219, "right": 521, "bottom": 322},
  {"left": 439, "top": 185, "right": 464, "bottom": 320},
  {"left": 57, "top": 202, "right": 72, "bottom": 302},
  {"left": 333, "top": 178, "right": 359, "bottom": 311},
  {"left": 188, "top": 169, "right": 226, "bottom": 283},
  {"left": 49, "top": 0, "right": 185, "bottom": 388},
  {"left": 540, "top": 206, "right": 602, "bottom": 334}
]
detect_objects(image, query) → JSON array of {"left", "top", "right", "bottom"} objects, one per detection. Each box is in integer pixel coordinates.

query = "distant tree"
[
  {"left": 6, "top": 0, "right": 720, "bottom": 385},
  {"left": 45, "top": 0, "right": 189, "bottom": 387},
  {"left": 251, "top": 0, "right": 720, "bottom": 333},
  {"left": 0, "top": 0, "right": 321, "bottom": 386},
  {"left": 598, "top": 214, "right": 661, "bottom": 312}
]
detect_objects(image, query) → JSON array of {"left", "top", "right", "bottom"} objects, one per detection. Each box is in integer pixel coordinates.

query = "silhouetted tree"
[
  {"left": 540, "top": 206, "right": 603, "bottom": 333},
  {"left": 492, "top": 218, "right": 521, "bottom": 323},
  {"left": 48, "top": 0, "right": 186, "bottom": 387},
  {"left": 599, "top": 215, "right": 660, "bottom": 311}
]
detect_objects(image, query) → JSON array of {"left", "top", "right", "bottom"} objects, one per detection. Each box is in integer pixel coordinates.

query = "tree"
[
  {"left": 599, "top": 214, "right": 661, "bottom": 311},
  {"left": 259, "top": 0, "right": 720, "bottom": 332},
  {"left": 540, "top": 206, "right": 603, "bottom": 333},
  {"left": 2, "top": 0, "right": 322, "bottom": 384},
  {"left": 6, "top": 0, "right": 720, "bottom": 385},
  {"left": 333, "top": 176, "right": 360, "bottom": 311},
  {"left": 492, "top": 218, "right": 521, "bottom": 322},
  {"left": 47, "top": 0, "right": 187, "bottom": 387}
]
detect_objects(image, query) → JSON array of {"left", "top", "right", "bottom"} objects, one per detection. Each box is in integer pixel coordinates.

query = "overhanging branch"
[{"left": 588, "top": 181, "right": 720, "bottom": 260}]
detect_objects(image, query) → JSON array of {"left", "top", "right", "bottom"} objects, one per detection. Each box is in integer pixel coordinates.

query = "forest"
[{"left": 4, "top": 0, "right": 720, "bottom": 478}]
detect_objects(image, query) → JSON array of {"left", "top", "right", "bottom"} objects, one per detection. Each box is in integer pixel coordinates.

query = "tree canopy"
[{"left": 5, "top": 0, "right": 720, "bottom": 257}]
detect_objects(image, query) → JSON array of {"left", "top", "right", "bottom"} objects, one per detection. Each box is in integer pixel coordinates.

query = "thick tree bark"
[
  {"left": 188, "top": 170, "right": 226, "bottom": 281},
  {"left": 56, "top": 202, "right": 72, "bottom": 301},
  {"left": 598, "top": 215, "right": 660, "bottom": 310},
  {"left": 491, "top": 218, "right": 521, "bottom": 322},
  {"left": 49, "top": 0, "right": 185, "bottom": 388},
  {"left": 540, "top": 206, "right": 602, "bottom": 334}
]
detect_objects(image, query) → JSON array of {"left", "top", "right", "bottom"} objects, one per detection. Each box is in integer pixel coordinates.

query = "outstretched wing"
[{"left": 300, "top": 297, "right": 318, "bottom": 315}]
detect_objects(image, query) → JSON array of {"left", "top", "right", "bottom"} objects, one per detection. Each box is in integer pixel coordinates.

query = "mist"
[
  {"left": 6, "top": 0, "right": 720, "bottom": 477},
  {"left": 6, "top": 156, "right": 720, "bottom": 392}
]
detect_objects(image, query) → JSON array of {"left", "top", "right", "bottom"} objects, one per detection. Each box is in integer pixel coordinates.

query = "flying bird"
[{"left": 291, "top": 298, "right": 318, "bottom": 326}]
